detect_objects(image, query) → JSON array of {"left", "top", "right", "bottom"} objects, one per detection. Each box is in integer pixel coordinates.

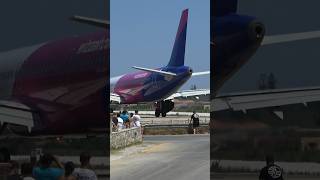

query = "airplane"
[
  {"left": 110, "top": 9, "right": 210, "bottom": 117},
  {"left": 212, "top": 0, "right": 320, "bottom": 114},
  {"left": 0, "top": 16, "right": 109, "bottom": 135}
]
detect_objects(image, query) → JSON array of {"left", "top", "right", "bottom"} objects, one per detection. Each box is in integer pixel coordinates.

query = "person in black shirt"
[
  {"left": 259, "top": 155, "right": 284, "bottom": 180},
  {"left": 190, "top": 111, "right": 200, "bottom": 134}
]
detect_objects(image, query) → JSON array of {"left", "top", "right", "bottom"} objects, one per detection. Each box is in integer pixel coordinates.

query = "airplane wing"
[
  {"left": 0, "top": 101, "right": 35, "bottom": 132},
  {"left": 110, "top": 93, "right": 121, "bottom": 103},
  {"left": 70, "top": 15, "right": 109, "bottom": 29},
  {"left": 192, "top": 71, "right": 210, "bottom": 76},
  {"left": 262, "top": 30, "right": 320, "bottom": 45},
  {"left": 213, "top": 87, "right": 320, "bottom": 113},
  {"left": 132, "top": 66, "right": 177, "bottom": 77},
  {"left": 166, "top": 89, "right": 210, "bottom": 100}
]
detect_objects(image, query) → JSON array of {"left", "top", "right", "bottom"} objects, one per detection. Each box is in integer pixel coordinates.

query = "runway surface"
[
  {"left": 110, "top": 134, "right": 210, "bottom": 180},
  {"left": 212, "top": 173, "right": 320, "bottom": 180}
]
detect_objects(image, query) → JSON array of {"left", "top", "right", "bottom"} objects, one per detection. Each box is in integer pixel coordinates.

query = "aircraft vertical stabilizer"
[{"left": 167, "top": 9, "right": 188, "bottom": 67}]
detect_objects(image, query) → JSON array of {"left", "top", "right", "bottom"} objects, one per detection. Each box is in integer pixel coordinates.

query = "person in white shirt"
[
  {"left": 72, "top": 152, "right": 97, "bottom": 180},
  {"left": 21, "top": 163, "right": 35, "bottom": 180},
  {"left": 117, "top": 113, "right": 124, "bottom": 130},
  {"left": 132, "top": 110, "right": 141, "bottom": 127}
]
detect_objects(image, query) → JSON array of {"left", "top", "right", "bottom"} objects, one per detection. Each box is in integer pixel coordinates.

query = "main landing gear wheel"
[
  {"left": 155, "top": 109, "right": 160, "bottom": 117},
  {"left": 154, "top": 100, "right": 174, "bottom": 117}
]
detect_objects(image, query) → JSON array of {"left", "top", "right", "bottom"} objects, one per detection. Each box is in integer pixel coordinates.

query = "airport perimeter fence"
[{"left": 141, "top": 117, "right": 210, "bottom": 127}]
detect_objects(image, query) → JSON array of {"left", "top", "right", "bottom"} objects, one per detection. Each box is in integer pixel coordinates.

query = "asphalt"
[
  {"left": 110, "top": 134, "right": 210, "bottom": 180},
  {"left": 212, "top": 173, "right": 320, "bottom": 180}
]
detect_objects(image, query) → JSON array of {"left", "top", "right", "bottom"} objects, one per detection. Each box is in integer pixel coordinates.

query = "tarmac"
[{"left": 110, "top": 134, "right": 210, "bottom": 180}]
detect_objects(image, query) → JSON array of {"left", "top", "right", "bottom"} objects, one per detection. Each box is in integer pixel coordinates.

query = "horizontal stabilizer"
[
  {"left": 70, "top": 15, "right": 109, "bottom": 28},
  {"left": 262, "top": 30, "right": 320, "bottom": 45},
  {"left": 132, "top": 66, "right": 177, "bottom": 76},
  {"left": 166, "top": 89, "right": 210, "bottom": 100},
  {"left": 192, "top": 71, "right": 210, "bottom": 76}
]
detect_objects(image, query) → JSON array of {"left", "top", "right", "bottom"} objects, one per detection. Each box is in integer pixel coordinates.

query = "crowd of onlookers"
[
  {"left": 1, "top": 150, "right": 98, "bottom": 180},
  {"left": 111, "top": 110, "right": 141, "bottom": 132}
]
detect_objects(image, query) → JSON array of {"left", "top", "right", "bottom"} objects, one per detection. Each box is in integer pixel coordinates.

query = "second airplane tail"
[{"left": 167, "top": 9, "right": 188, "bottom": 67}]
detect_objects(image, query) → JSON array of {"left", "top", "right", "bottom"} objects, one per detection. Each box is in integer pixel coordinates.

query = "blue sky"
[{"left": 110, "top": 0, "right": 210, "bottom": 90}]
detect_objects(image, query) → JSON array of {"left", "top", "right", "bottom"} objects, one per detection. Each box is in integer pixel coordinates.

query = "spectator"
[
  {"left": 120, "top": 111, "right": 129, "bottom": 128},
  {"left": 72, "top": 152, "right": 97, "bottom": 180},
  {"left": 62, "top": 162, "right": 76, "bottom": 180},
  {"left": 21, "top": 163, "right": 35, "bottom": 180},
  {"left": 7, "top": 161, "right": 21, "bottom": 180},
  {"left": 132, "top": 110, "right": 141, "bottom": 128},
  {"left": 111, "top": 113, "right": 118, "bottom": 132},
  {"left": 128, "top": 113, "right": 134, "bottom": 128},
  {"left": 117, "top": 113, "right": 124, "bottom": 130},
  {"left": 190, "top": 111, "right": 200, "bottom": 134},
  {"left": 259, "top": 155, "right": 284, "bottom": 180},
  {"left": 33, "top": 153, "right": 64, "bottom": 180}
]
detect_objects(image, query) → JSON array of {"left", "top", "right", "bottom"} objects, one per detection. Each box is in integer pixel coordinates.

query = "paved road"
[
  {"left": 212, "top": 173, "right": 320, "bottom": 180},
  {"left": 111, "top": 134, "right": 210, "bottom": 180}
]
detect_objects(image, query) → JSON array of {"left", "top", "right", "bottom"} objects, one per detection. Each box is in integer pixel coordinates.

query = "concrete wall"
[{"left": 110, "top": 127, "right": 143, "bottom": 149}]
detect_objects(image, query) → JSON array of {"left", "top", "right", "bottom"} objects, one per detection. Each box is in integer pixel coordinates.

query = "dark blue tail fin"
[{"left": 167, "top": 9, "right": 188, "bottom": 67}]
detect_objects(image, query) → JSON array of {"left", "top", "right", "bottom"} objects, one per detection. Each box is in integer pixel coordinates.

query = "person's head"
[
  {"left": 80, "top": 152, "right": 91, "bottom": 166},
  {"left": 21, "top": 163, "right": 33, "bottom": 176},
  {"left": 135, "top": 110, "right": 139, "bottom": 114},
  {"left": 266, "top": 155, "right": 274, "bottom": 165},
  {"left": 193, "top": 111, "right": 196, "bottom": 114},
  {"left": 40, "top": 153, "right": 53, "bottom": 168},
  {"left": 112, "top": 112, "right": 117, "bottom": 117},
  {"left": 64, "top": 161, "right": 75, "bottom": 177},
  {"left": 117, "top": 113, "right": 120, "bottom": 117},
  {"left": 9, "top": 160, "right": 19, "bottom": 174},
  {"left": 122, "top": 110, "right": 127, "bottom": 115},
  {"left": 130, "top": 113, "right": 134, "bottom": 117}
]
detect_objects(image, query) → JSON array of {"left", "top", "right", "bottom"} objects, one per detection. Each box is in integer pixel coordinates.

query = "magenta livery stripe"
[{"left": 175, "top": 9, "right": 188, "bottom": 41}]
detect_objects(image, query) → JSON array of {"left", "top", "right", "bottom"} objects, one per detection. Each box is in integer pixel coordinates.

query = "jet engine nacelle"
[{"left": 212, "top": 14, "right": 265, "bottom": 94}]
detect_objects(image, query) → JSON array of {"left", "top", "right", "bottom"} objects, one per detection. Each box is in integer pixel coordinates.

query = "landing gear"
[
  {"left": 154, "top": 100, "right": 174, "bottom": 117},
  {"left": 155, "top": 109, "right": 161, "bottom": 117}
]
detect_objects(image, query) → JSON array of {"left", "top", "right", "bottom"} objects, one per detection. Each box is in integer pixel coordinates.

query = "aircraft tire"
[{"left": 155, "top": 109, "right": 160, "bottom": 117}]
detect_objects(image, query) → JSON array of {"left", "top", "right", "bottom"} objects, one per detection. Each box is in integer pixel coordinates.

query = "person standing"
[
  {"left": 117, "top": 113, "right": 124, "bottom": 130},
  {"left": 33, "top": 154, "right": 64, "bottom": 180},
  {"left": 259, "top": 155, "right": 284, "bottom": 180},
  {"left": 72, "top": 152, "right": 97, "bottom": 180},
  {"left": 132, "top": 110, "right": 141, "bottom": 128},
  {"left": 7, "top": 161, "right": 21, "bottom": 180},
  {"left": 120, "top": 110, "right": 129, "bottom": 128},
  {"left": 62, "top": 162, "right": 76, "bottom": 180},
  {"left": 190, "top": 111, "right": 200, "bottom": 134},
  {"left": 21, "top": 163, "right": 35, "bottom": 180},
  {"left": 111, "top": 113, "right": 119, "bottom": 131},
  {"left": 129, "top": 113, "right": 134, "bottom": 128}
]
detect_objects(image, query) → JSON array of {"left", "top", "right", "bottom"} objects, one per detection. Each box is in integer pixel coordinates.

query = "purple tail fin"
[{"left": 167, "top": 9, "right": 188, "bottom": 67}]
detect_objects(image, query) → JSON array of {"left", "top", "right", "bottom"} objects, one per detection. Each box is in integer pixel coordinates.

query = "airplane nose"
[{"left": 248, "top": 21, "right": 265, "bottom": 41}]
